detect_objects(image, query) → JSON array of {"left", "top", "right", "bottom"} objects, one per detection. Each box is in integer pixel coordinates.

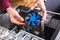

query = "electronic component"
[
  {"left": 25, "top": 11, "right": 41, "bottom": 27},
  {"left": 15, "top": 30, "right": 45, "bottom": 40},
  {"left": 0, "top": 26, "right": 16, "bottom": 40},
  {"left": 0, "top": 26, "right": 9, "bottom": 39},
  {"left": 16, "top": 5, "right": 42, "bottom": 32}
]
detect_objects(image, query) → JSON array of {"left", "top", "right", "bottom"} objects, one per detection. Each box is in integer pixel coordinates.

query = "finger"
[
  {"left": 42, "top": 17, "right": 46, "bottom": 21},
  {"left": 11, "top": 18, "right": 25, "bottom": 25},
  {"left": 19, "top": 16, "right": 24, "bottom": 21},
  {"left": 42, "top": 18, "right": 46, "bottom": 22},
  {"left": 42, "top": 16, "right": 46, "bottom": 22},
  {"left": 38, "top": 0, "right": 46, "bottom": 13},
  {"left": 16, "top": 15, "right": 24, "bottom": 22},
  {"left": 44, "top": 0, "right": 47, "bottom": 2},
  {"left": 13, "top": 20, "right": 25, "bottom": 25},
  {"left": 41, "top": 20, "right": 44, "bottom": 23}
]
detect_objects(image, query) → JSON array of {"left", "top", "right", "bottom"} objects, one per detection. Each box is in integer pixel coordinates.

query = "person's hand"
[
  {"left": 7, "top": 7, "right": 25, "bottom": 25},
  {"left": 30, "top": 0, "right": 47, "bottom": 22},
  {"left": 44, "top": 0, "right": 47, "bottom": 2}
]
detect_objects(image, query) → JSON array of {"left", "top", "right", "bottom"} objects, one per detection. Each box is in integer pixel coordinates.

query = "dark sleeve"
[{"left": 0, "top": 0, "right": 11, "bottom": 12}]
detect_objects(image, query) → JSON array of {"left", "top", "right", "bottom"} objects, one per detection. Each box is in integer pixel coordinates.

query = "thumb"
[
  {"left": 16, "top": 14, "right": 24, "bottom": 22},
  {"left": 19, "top": 16, "right": 24, "bottom": 21}
]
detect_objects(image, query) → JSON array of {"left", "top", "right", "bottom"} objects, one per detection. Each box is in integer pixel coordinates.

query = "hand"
[
  {"left": 30, "top": 0, "right": 47, "bottom": 22},
  {"left": 41, "top": 12, "right": 46, "bottom": 22},
  {"left": 44, "top": 0, "right": 47, "bottom": 2},
  {"left": 7, "top": 7, "right": 25, "bottom": 25}
]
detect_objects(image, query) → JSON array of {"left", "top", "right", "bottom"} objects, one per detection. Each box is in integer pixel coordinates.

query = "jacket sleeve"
[{"left": 0, "top": 0, "right": 11, "bottom": 12}]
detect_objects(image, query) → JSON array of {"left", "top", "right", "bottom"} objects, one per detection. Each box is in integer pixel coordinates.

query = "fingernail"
[{"left": 21, "top": 19, "right": 24, "bottom": 21}]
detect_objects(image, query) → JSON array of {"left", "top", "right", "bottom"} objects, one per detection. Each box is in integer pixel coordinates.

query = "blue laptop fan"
[{"left": 25, "top": 11, "right": 41, "bottom": 28}]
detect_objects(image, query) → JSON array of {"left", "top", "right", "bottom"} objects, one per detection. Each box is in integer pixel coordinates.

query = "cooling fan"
[{"left": 25, "top": 11, "right": 41, "bottom": 27}]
